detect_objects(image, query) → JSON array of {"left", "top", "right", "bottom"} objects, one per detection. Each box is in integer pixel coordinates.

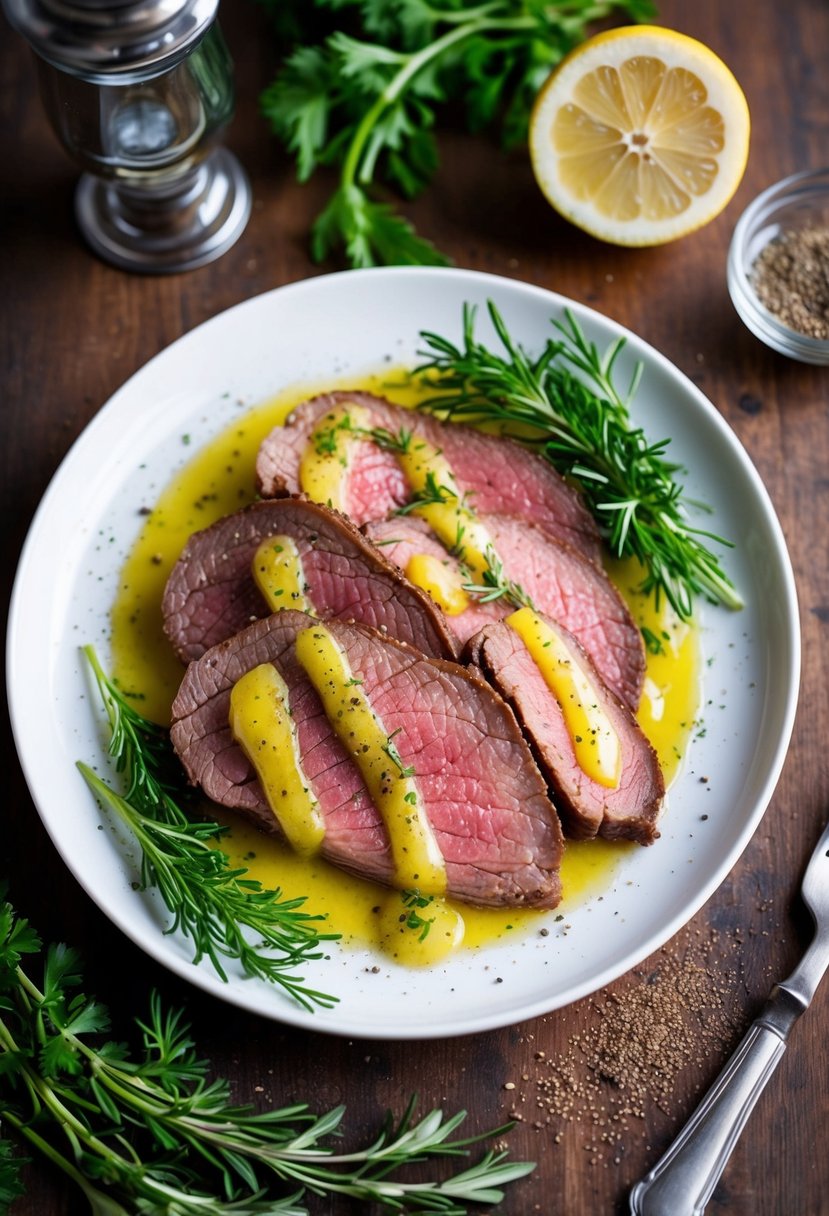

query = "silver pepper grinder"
[{"left": 3, "top": 0, "right": 252, "bottom": 273}]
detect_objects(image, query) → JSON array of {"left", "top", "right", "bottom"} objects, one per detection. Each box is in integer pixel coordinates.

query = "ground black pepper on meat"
[{"left": 751, "top": 226, "right": 829, "bottom": 339}]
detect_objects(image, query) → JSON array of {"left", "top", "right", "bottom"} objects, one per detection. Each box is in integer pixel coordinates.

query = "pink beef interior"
[
  {"left": 162, "top": 499, "right": 457, "bottom": 663},
  {"left": 170, "top": 610, "right": 564, "bottom": 908},
  {"left": 255, "top": 391, "right": 602, "bottom": 561},
  {"left": 470, "top": 618, "right": 664, "bottom": 845},
  {"left": 365, "top": 512, "right": 645, "bottom": 711}
]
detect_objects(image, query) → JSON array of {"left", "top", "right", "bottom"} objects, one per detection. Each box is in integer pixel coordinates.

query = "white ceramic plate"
[{"left": 7, "top": 268, "right": 799, "bottom": 1039}]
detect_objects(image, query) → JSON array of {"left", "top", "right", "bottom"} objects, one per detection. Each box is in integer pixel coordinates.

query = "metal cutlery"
[{"left": 629, "top": 814, "right": 829, "bottom": 1216}]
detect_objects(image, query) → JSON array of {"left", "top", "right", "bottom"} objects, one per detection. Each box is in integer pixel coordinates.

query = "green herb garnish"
[
  {"left": 461, "top": 544, "right": 534, "bottom": 609},
  {"left": 394, "top": 470, "right": 459, "bottom": 514},
  {"left": 0, "top": 889, "right": 534, "bottom": 1213},
  {"left": 416, "top": 302, "right": 742, "bottom": 620},
  {"left": 312, "top": 409, "right": 359, "bottom": 454},
  {"left": 260, "top": 0, "right": 653, "bottom": 268},
  {"left": 369, "top": 424, "right": 414, "bottom": 453},
  {"left": 401, "top": 889, "right": 436, "bottom": 941},
  {"left": 641, "top": 625, "right": 670, "bottom": 656},
  {"left": 382, "top": 727, "right": 416, "bottom": 777},
  {"left": 78, "top": 646, "right": 338, "bottom": 1011}
]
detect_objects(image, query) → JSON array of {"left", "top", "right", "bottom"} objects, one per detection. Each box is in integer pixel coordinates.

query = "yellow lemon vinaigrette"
[{"left": 110, "top": 372, "right": 701, "bottom": 966}]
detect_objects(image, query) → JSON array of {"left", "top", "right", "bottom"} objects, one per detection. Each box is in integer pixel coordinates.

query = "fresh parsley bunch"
[
  {"left": 0, "top": 891, "right": 533, "bottom": 1214},
  {"left": 259, "top": 0, "right": 655, "bottom": 268}
]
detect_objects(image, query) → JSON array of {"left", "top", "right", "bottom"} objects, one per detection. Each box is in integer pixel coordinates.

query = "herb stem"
[
  {"left": 2, "top": 1046, "right": 115, "bottom": 1174},
  {"left": 0, "top": 890, "right": 534, "bottom": 1213},
  {"left": 0, "top": 1110, "right": 122, "bottom": 1216},
  {"left": 79, "top": 648, "right": 340, "bottom": 1011},
  {"left": 417, "top": 301, "right": 742, "bottom": 619},
  {"left": 341, "top": 14, "right": 532, "bottom": 192}
]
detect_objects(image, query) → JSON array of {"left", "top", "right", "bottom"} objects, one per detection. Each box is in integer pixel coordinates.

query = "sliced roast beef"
[
  {"left": 162, "top": 499, "right": 457, "bottom": 664},
  {"left": 467, "top": 614, "right": 664, "bottom": 845},
  {"left": 255, "top": 391, "right": 602, "bottom": 562},
  {"left": 364, "top": 513, "right": 645, "bottom": 712},
  {"left": 171, "top": 610, "right": 564, "bottom": 909}
]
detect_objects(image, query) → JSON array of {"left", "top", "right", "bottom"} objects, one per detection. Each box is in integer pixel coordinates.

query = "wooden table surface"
[{"left": 2, "top": 1, "right": 827, "bottom": 1213}]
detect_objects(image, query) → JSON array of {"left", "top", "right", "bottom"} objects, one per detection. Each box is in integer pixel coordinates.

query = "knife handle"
[{"left": 628, "top": 986, "right": 803, "bottom": 1216}]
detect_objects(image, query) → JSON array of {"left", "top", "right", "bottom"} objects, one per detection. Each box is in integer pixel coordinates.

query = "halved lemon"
[{"left": 529, "top": 25, "right": 750, "bottom": 246}]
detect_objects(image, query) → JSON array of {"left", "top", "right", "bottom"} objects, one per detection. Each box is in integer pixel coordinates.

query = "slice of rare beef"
[
  {"left": 170, "top": 610, "right": 564, "bottom": 909},
  {"left": 364, "top": 513, "right": 645, "bottom": 712},
  {"left": 162, "top": 499, "right": 458, "bottom": 664},
  {"left": 467, "top": 614, "right": 664, "bottom": 845},
  {"left": 255, "top": 391, "right": 602, "bottom": 562}
]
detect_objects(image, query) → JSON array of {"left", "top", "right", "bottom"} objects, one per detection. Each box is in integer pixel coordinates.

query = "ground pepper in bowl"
[{"left": 751, "top": 226, "right": 829, "bottom": 340}]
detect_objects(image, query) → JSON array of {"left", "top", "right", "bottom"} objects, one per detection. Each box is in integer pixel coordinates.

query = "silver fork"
[{"left": 629, "top": 815, "right": 829, "bottom": 1216}]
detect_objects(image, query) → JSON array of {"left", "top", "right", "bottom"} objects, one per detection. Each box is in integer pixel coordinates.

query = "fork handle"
[{"left": 628, "top": 985, "right": 803, "bottom": 1216}]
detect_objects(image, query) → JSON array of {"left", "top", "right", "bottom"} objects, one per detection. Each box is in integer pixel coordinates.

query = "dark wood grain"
[{"left": 2, "top": 2, "right": 828, "bottom": 1213}]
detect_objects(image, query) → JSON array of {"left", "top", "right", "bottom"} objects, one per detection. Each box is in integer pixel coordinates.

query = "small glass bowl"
[{"left": 727, "top": 167, "right": 829, "bottom": 364}]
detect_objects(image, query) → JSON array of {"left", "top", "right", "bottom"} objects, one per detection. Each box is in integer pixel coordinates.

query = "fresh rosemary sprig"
[
  {"left": 416, "top": 302, "right": 742, "bottom": 620},
  {"left": 0, "top": 891, "right": 534, "bottom": 1214},
  {"left": 260, "top": 0, "right": 653, "bottom": 268},
  {"left": 79, "top": 646, "right": 339, "bottom": 1011},
  {"left": 369, "top": 424, "right": 414, "bottom": 454},
  {"left": 314, "top": 414, "right": 414, "bottom": 457}
]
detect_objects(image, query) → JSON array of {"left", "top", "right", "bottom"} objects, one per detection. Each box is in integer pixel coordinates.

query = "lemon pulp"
[{"left": 530, "top": 25, "right": 750, "bottom": 245}]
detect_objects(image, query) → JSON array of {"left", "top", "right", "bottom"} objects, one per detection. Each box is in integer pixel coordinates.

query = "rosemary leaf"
[
  {"left": 416, "top": 301, "right": 742, "bottom": 620},
  {"left": 0, "top": 891, "right": 534, "bottom": 1213},
  {"left": 79, "top": 647, "right": 339, "bottom": 1011}
]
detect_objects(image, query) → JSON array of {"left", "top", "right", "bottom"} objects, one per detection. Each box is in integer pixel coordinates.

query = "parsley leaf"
[
  {"left": 260, "top": 0, "right": 655, "bottom": 267},
  {"left": 0, "top": 1140, "right": 27, "bottom": 1214},
  {"left": 312, "top": 184, "right": 449, "bottom": 268},
  {"left": 0, "top": 896, "right": 39, "bottom": 976}
]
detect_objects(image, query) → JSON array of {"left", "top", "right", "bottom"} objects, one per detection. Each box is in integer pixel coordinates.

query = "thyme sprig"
[
  {"left": 416, "top": 302, "right": 742, "bottom": 620},
  {"left": 461, "top": 545, "right": 534, "bottom": 609},
  {"left": 78, "top": 646, "right": 338, "bottom": 1011},
  {"left": 0, "top": 891, "right": 534, "bottom": 1213}
]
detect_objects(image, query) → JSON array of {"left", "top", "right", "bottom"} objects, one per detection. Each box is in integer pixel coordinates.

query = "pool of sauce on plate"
[{"left": 110, "top": 371, "right": 700, "bottom": 966}]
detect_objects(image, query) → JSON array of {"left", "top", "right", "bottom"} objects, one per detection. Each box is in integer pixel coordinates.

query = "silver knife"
[{"left": 629, "top": 814, "right": 829, "bottom": 1216}]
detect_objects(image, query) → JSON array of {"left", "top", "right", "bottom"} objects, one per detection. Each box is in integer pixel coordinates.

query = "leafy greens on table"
[
  {"left": 0, "top": 890, "right": 533, "bottom": 1215},
  {"left": 258, "top": 0, "right": 656, "bottom": 268}
]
